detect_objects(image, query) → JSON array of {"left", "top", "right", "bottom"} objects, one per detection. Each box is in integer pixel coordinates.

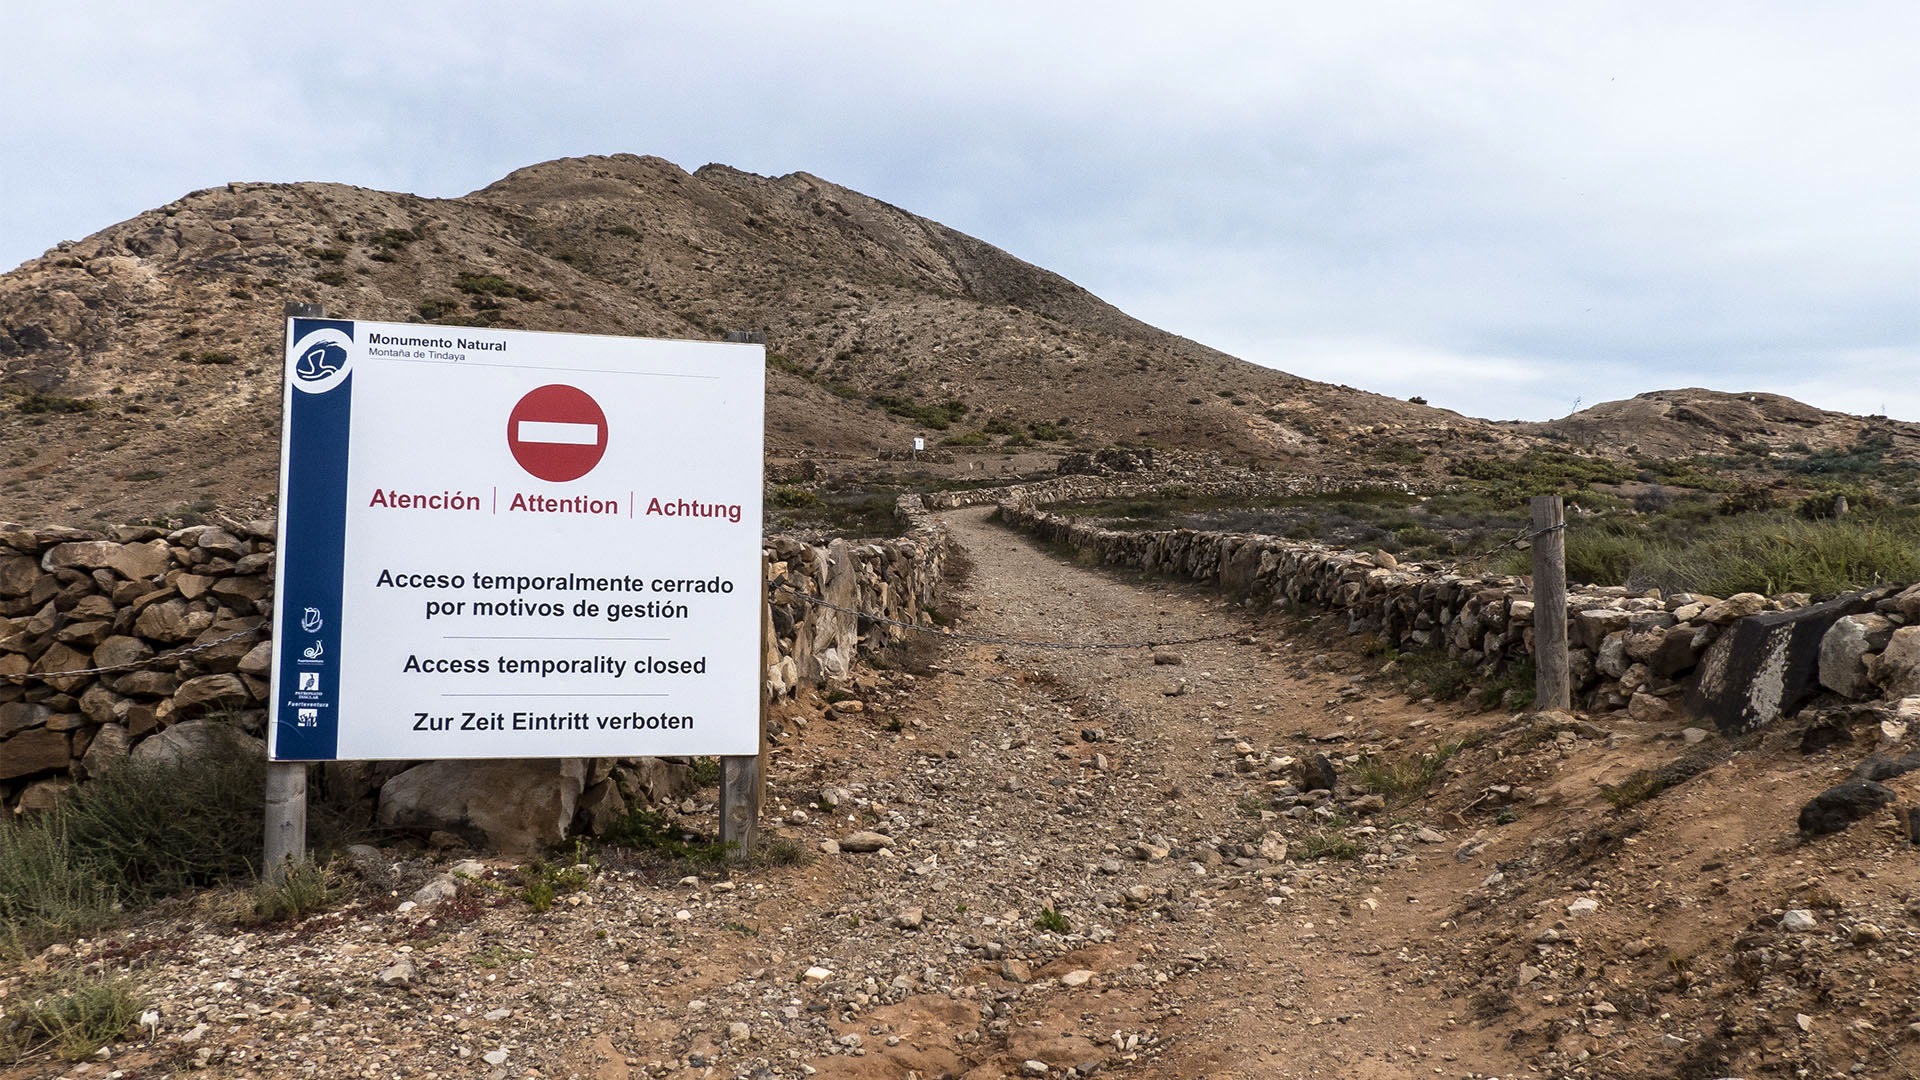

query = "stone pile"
[
  {"left": 997, "top": 501, "right": 1920, "bottom": 726},
  {"left": 0, "top": 495, "right": 955, "bottom": 827},
  {"left": 0, "top": 519, "right": 278, "bottom": 812}
]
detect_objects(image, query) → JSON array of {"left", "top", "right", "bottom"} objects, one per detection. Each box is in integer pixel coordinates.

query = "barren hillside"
[{"left": 0, "top": 155, "right": 1497, "bottom": 525}]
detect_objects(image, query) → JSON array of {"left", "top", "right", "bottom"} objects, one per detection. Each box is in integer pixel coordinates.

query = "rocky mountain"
[
  {"left": 0, "top": 154, "right": 1491, "bottom": 525},
  {"left": 1, "top": 154, "right": 1909, "bottom": 526},
  {"left": 1524, "top": 388, "right": 1920, "bottom": 461}
]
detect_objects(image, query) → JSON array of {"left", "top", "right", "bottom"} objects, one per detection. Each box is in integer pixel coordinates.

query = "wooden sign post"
[
  {"left": 1530, "top": 495, "right": 1571, "bottom": 712},
  {"left": 264, "top": 301, "right": 323, "bottom": 883},
  {"left": 719, "top": 564, "right": 770, "bottom": 858}
]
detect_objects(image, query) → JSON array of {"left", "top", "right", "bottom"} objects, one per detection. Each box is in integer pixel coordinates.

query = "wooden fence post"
[
  {"left": 264, "top": 301, "right": 322, "bottom": 883},
  {"left": 1531, "top": 495, "right": 1571, "bottom": 712},
  {"left": 719, "top": 521, "right": 771, "bottom": 859}
]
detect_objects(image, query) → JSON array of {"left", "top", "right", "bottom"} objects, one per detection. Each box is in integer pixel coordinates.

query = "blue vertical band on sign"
[{"left": 272, "top": 317, "right": 355, "bottom": 760}]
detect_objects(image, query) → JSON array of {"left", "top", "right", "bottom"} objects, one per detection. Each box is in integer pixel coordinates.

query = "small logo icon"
[
  {"left": 298, "top": 672, "right": 320, "bottom": 692},
  {"left": 287, "top": 325, "right": 354, "bottom": 394},
  {"left": 295, "top": 341, "right": 346, "bottom": 382},
  {"left": 296, "top": 708, "right": 318, "bottom": 727},
  {"left": 300, "top": 607, "right": 324, "bottom": 633},
  {"left": 301, "top": 640, "right": 325, "bottom": 662}
]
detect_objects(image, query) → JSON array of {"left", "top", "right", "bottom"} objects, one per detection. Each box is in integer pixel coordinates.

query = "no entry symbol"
[{"left": 507, "top": 384, "right": 608, "bottom": 482}]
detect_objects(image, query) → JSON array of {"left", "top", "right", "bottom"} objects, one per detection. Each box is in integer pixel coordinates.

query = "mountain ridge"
[{"left": 0, "top": 153, "right": 1909, "bottom": 524}]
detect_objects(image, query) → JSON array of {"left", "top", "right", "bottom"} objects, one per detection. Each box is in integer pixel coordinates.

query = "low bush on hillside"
[
  {"left": 1, "top": 972, "right": 144, "bottom": 1062},
  {"left": 453, "top": 273, "right": 542, "bottom": 302},
  {"left": 864, "top": 394, "right": 968, "bottom": 430},
  {"left": 1447, "top": 450, "right": 1631, "bottom": 493},
  {"left": 0, "top": 725, "right": 356, "bottom": 954},
  {"left": 1353, "top": 740, "right": 1465, "bottom": 802},
  {"left": 10, "top": 389, "right": 97, "bottom": 415}
]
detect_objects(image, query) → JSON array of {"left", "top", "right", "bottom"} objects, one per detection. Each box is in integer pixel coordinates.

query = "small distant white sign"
[{"left": 912, "top": 437, "right": 926, "bottom": 452}]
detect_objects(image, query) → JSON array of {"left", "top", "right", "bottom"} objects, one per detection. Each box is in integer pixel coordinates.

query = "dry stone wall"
[
  {"left": 923, "top": 473, "right": 1420, "bottom": 511},
  {"left": 0, "top": 495, "right": 954, "bottom": 823},
  {"left": 998, "top": 500, "right": 1920, "bottom": 729}
]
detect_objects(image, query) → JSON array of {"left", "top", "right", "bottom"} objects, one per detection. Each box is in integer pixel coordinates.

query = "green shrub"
[
  {"left": 1794, "top": 486, "right": 1876, "bottom": 520},
  {"left": 1780, "top": 433, "right": 1894, "bottom": 476},
  {"left": 2, "top": 973, "right": 143, "bottom": 1062},
  {"left": 250, "top": 862, "right": 341, "bottom": 924},
  {"left": 1448, "top": 450, "right": 1629, "bottom": 493},
  {"left": 416, "top": 297, "right": 462, "bottom": 321},
  {"left": 1630, "top": 513, "right": 1920, "bottom": 596},
  {"left": 1034, "top": 907, "right": 1070, "bottom": 933},
  {"left": 1353, "top": 740, "right": 1464, "bottom": 801},
  {"left": 766, "top": 353, "right": 812, "bottom": 378},
  {"left": 371, "top": 228, "right": 420, "bottom": 249},
  {"left": 1600, "top": 770, "right": 1668, "bottom": 810},
  {"left": 768, "top": 485, "right": 820, "bottom": 508},
  {"left": 0, "top": 822, "right": 117, "bottom": 954},
  {"left": 13, "top": 390, "right": 96, "bottom": 415},
  {"left": 1560, "top": 529, "right": 1648, "bottom": 586},
  {"left": 313, "top": 270, "right": 348, "bottom": 286},
  {"left": 0, "top": 724, "right": 359, "bottom": 952},
  {"left": 56, "top": 727, "right": 270, "bottom": 901},
  {"left": 516, "top": 859, "right": 592, "bottom": 912},
  {"left": 864, "top": 394, "right": 968, "bottom": 430},
  {"left": 1384, "top": 648, "right": 1475, "bottom": 701},
  {"left": 1296, "top": 830, "right": 1361, "bottom": 860},
  {"left": 454, "top": 273, "right": 542, "bottom": 302}
]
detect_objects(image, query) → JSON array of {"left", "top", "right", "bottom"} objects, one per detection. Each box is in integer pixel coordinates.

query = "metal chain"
[
  {"left": 0, "top": 626, "right": 264, "bottom": 683},
  {"left": 775, "top": 589, "right": 1238, "bottom": 651}
]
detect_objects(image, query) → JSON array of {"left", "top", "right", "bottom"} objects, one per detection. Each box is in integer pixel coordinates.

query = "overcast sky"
[{"left": 4, "top": 2, "right": 1915, "bottom": 421}]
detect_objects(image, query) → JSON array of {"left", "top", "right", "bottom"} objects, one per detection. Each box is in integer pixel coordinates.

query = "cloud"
[{"left": 3, "top": 1, "right": 1915, "bottom": 422}]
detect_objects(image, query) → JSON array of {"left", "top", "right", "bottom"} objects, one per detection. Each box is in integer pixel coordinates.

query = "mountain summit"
[{"left": 0, "top": 154, "right": 1489, "bottom": 522}]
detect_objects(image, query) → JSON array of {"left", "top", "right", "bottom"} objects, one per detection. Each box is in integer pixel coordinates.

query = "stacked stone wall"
[
  {"left": 996, "top": 500, "right": 1920, "bottom": 725},
  {"left": 0, "top": 496, "right": 954, "bottom": 814}
]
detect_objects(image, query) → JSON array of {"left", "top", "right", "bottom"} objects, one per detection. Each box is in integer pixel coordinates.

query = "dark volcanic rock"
[
  {"left": 1852, "top": 753, "right": 1920, "bottom": 782},
  {"left": 1301, "top": 754, "right": 1338, "bottom": 793},
  {"left": 1797, "top": 780, "right": 1896, "bottom": 836}
]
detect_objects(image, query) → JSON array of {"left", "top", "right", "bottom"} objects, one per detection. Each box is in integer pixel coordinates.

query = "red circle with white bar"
[{"left": 507, "top": 384, "right": 608, "bottom": 482}]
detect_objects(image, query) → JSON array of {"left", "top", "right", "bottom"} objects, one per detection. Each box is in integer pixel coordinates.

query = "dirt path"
[{"left": 23, "top": 507, "right": 1533, "bottom": 1080}]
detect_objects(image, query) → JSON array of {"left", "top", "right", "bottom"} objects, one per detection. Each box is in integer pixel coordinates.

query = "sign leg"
[
  {"left": 719, "top": 755, "right": 760, "bottom": 858},
  {"left": 263, "top": 761, "right": 309, "bottom": 883}
]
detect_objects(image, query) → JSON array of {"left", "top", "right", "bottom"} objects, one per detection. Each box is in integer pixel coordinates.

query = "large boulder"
[
  {"left": 0, "top": 728, "right": 69, "bottom": 779},
  {"left": 1867, "top": 627, "right": 1920, "bottom": 697},
  {"left": 377, "top": 759, "right": 588, "bottom": 854},
  {"left": 42, "top": 539, "right": 170, "bottom": 581},
  {"left": 792, "top": 540, "right": 858, "bottom": 683},
  {"left": 1819, "top": 614, "right": 1896, "bottom": 698},
  {"left": 172, "top": 673, "right": 252, "bottom": 716},
  {"left": 1687, "top": 591, "right": 1877, "bottom": 734},
  {"left": 130, "top": 717, "right": 263, "bottom": 766}
]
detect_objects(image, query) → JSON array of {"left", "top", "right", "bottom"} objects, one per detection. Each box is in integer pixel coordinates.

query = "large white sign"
[{"left": 269, "top": 318, "right": 764, "bottom": 761}]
